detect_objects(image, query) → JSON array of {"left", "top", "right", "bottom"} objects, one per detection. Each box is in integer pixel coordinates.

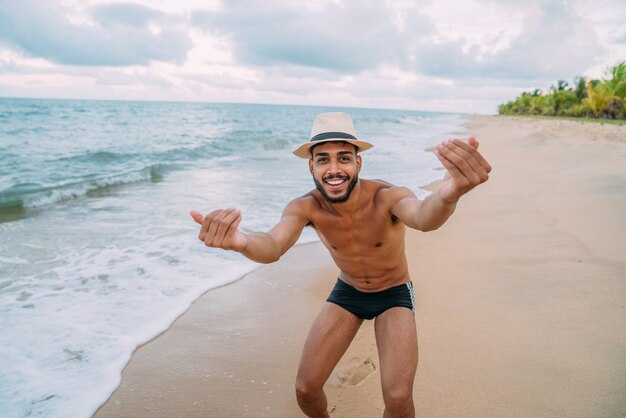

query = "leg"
[
  {"left": 375, "top": 307, "right": 418, "bottom": 418},
  {"left": 296, "top": 302, "right": 364, "bottom": 417}
]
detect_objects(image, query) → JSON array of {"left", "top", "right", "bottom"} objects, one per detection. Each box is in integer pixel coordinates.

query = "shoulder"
[
  {"left": 365, "top": 179, "right": 417, "bottom": 205},
  {"left": 283, "top": 191, "right": 321, "bottom": 216}
]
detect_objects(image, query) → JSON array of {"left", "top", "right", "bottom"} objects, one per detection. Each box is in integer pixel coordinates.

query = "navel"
[{"left": 375, "top": 242, "right": 383, "bottom": 247}]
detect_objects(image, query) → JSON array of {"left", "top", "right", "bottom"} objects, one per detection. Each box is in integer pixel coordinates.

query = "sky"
[{"left": 0, "top": 0, "right": 625, "bottom": 113}]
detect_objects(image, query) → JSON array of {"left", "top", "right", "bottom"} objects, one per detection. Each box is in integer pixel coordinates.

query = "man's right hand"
[{"left": 190, "top": 208, "right": 248, "bottom": 252}]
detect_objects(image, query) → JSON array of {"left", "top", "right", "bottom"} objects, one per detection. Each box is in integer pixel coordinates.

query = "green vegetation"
[{"left": 499, "top": 61, "right": 626, "bottom": 120}]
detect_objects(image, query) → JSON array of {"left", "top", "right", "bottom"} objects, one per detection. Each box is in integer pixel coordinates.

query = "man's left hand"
[{"left": 434, "top": 137, "right": 492, "bottom": 203}]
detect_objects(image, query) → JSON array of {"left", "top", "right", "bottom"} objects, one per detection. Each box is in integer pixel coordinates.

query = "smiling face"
[{"left": 309, "top": 141, "right": 362, "bottom": 204}]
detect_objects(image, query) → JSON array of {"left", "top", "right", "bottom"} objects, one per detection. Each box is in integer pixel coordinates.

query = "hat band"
[{"left": 310, "top": 132, "right": 357, "bottom": 142}]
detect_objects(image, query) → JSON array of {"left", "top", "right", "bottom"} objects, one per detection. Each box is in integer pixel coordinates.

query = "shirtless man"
[{"left": 190, "top": 112, "right": 491, "bottom": 418}]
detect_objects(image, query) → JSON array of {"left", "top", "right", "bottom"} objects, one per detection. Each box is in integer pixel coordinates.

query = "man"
[{"left": 190, "top": 112, "right": 491, "bottom": 417}]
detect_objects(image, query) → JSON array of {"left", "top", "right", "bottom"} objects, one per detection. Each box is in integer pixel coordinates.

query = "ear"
[
  {"left": 308, "top": 158, "right": 313, "bottom": 175},
  {"left": 356, "top": 154, "right": 362, "bottom": 172}
]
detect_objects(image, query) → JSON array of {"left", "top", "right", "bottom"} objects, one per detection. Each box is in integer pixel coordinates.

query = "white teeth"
[{"left": 326, "top": 179, "right": 344, "bottom": 185}]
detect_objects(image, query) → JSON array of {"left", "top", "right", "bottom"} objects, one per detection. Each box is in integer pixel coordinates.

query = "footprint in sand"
[{"left": 330, "top": 357, "right": 376, "bottom": 387}]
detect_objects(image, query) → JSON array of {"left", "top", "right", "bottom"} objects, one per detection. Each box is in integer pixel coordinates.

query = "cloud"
[
  {"left": 189, "top": 0, "right": 606, "bottom": 85},
  {"left": 191, "top": 0, "right": 435, "bottom": 73},
  {"left": 91, "top": 3, "right": 164, "bottom": 27},
  {"left": 0, "top": 0, "right": 192, "bottom": 66},
  {"left": 404, "top": 0, "right": 606, "bottom": 83},
  {"left": 485, "top": 0, "right": 606, "bottom": 79}
]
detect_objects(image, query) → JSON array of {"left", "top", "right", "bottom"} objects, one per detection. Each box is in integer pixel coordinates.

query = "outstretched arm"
[
  {"left": 190, "top": 199, "right": 309, "bottom": 263},
  {"left": 391, "top": 137, "right": 492, "bottom": 231}
]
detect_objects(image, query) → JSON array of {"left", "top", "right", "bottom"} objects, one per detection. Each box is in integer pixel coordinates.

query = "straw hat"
[{"left": 292, "top": 112, "right": 374, "bottom": 159}]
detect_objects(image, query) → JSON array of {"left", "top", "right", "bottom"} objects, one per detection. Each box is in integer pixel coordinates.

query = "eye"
[{"left": 316, "top": 157, "right": 328, "bottom": 163}]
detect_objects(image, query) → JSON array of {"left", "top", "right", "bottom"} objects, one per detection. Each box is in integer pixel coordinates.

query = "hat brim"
[{"left": 292, "top": 138, "right": 374, "bottom": 159}]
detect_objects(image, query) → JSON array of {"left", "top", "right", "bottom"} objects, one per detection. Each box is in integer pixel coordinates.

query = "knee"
[
  {"left": 382, "top": 384, "right": 413, "bottom": 414},
  {"left": 295, "top": 376, "right": 323, "bottom": 403}
]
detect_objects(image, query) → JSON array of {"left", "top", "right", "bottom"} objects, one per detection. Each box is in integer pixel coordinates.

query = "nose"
[{"left": 327, "top": 159, "right": 341, "bottom": 175}]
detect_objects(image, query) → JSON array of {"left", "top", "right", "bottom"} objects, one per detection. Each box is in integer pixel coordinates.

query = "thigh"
[
  {"left": 374, "top": 307, "right": 418, "bottom": 392},
  {"left": 297, "top": 302, "right": 364, "bottom": 387}
]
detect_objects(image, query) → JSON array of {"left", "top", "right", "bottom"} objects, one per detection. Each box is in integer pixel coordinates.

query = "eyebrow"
[{"left": 313, "top": 151, "right": 355, "bottom": 157}]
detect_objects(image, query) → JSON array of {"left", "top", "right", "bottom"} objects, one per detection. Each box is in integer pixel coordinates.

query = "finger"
[
  {"left": 435, "top": 150, "right": 479, "bottom": 197},
  {"left": 437, "top": 142, "right": 478, "bottom": 183},
  {"left": 468, "top": 136, "right": 479, "bottom": 149},
  {"left": 213, "top": 209, "right": 241, "bottom": 246},
  {"left": 229, "top": 211, "right": 243, "bottom": 234},
  {"left": 445, "top": 141, "right": 489, "bottom": 182},
  {"left": 222, "top": 211, "right": 244, "bottom": 249},
  {"left": 435, "top": 148, "right": 463, "bottom": 179},
  {"left": 206, "top": 208, "right": 235, "bottom": 245},
  {"left": 189, "top": 210, "right": 204, "bottom": 225},
  {"left": 452, "top": 139, "right": 478, "bottom": 153},
  {"left": 451, "top": 139, "right": 492, "bottom": 174},
  {"left": 199, "top": 209, "right": 223, "bottom": 241}
]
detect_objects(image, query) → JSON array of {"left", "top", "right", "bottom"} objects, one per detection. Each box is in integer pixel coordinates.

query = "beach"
[
  {"left": 95, "top": 115, "right": 626, "bottom": 417},
  {"left": 0, "top": 101, "right": 464, "bottom": 417}
]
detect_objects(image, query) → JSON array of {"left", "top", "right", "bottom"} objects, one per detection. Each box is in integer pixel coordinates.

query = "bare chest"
[{"left": 310, "top": 206, "right": 403, "bottom": 254}]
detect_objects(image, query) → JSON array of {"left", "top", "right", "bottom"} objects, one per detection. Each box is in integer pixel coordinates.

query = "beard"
[{"left": 313, "top": 172, "right": 359, "bottom": 204}]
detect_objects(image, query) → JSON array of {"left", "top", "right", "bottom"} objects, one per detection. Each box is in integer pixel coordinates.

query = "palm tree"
[
  {"left": 574, "top": 77, "right": 587, "bottom": 100},
  {"left": 550, "top": 80, "right": 569, "bottom": 92},
  {"left": 589, "top": 61, "right": 626, "bottom": 118},
  {"left": 606, "top": 61, "right": 626, "bottom": 96}
]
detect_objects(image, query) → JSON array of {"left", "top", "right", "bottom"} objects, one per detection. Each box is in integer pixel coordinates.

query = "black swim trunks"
[{"left": 326, "top": 279, "right": 415, "bottom": 320}]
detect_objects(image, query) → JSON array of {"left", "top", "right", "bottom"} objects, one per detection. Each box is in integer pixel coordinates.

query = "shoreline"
[
  {"left": 96, "top": 115, "right": 626, "bottom": 417},
  {"left": 91, "top": 238, "right": 322, "bottom": 416},
  {"left": 95, "top": 239, "right": 341, "bottom": 417}
]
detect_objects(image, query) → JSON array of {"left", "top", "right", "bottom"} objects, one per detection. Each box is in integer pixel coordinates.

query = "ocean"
[{"left": 0, "top": 97, "right": 465, "bottom": 417}]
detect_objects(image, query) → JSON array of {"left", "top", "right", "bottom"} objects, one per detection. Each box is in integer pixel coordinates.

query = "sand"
[{"left": 95, "top": 115, "right": 626, "bottom": 418}]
